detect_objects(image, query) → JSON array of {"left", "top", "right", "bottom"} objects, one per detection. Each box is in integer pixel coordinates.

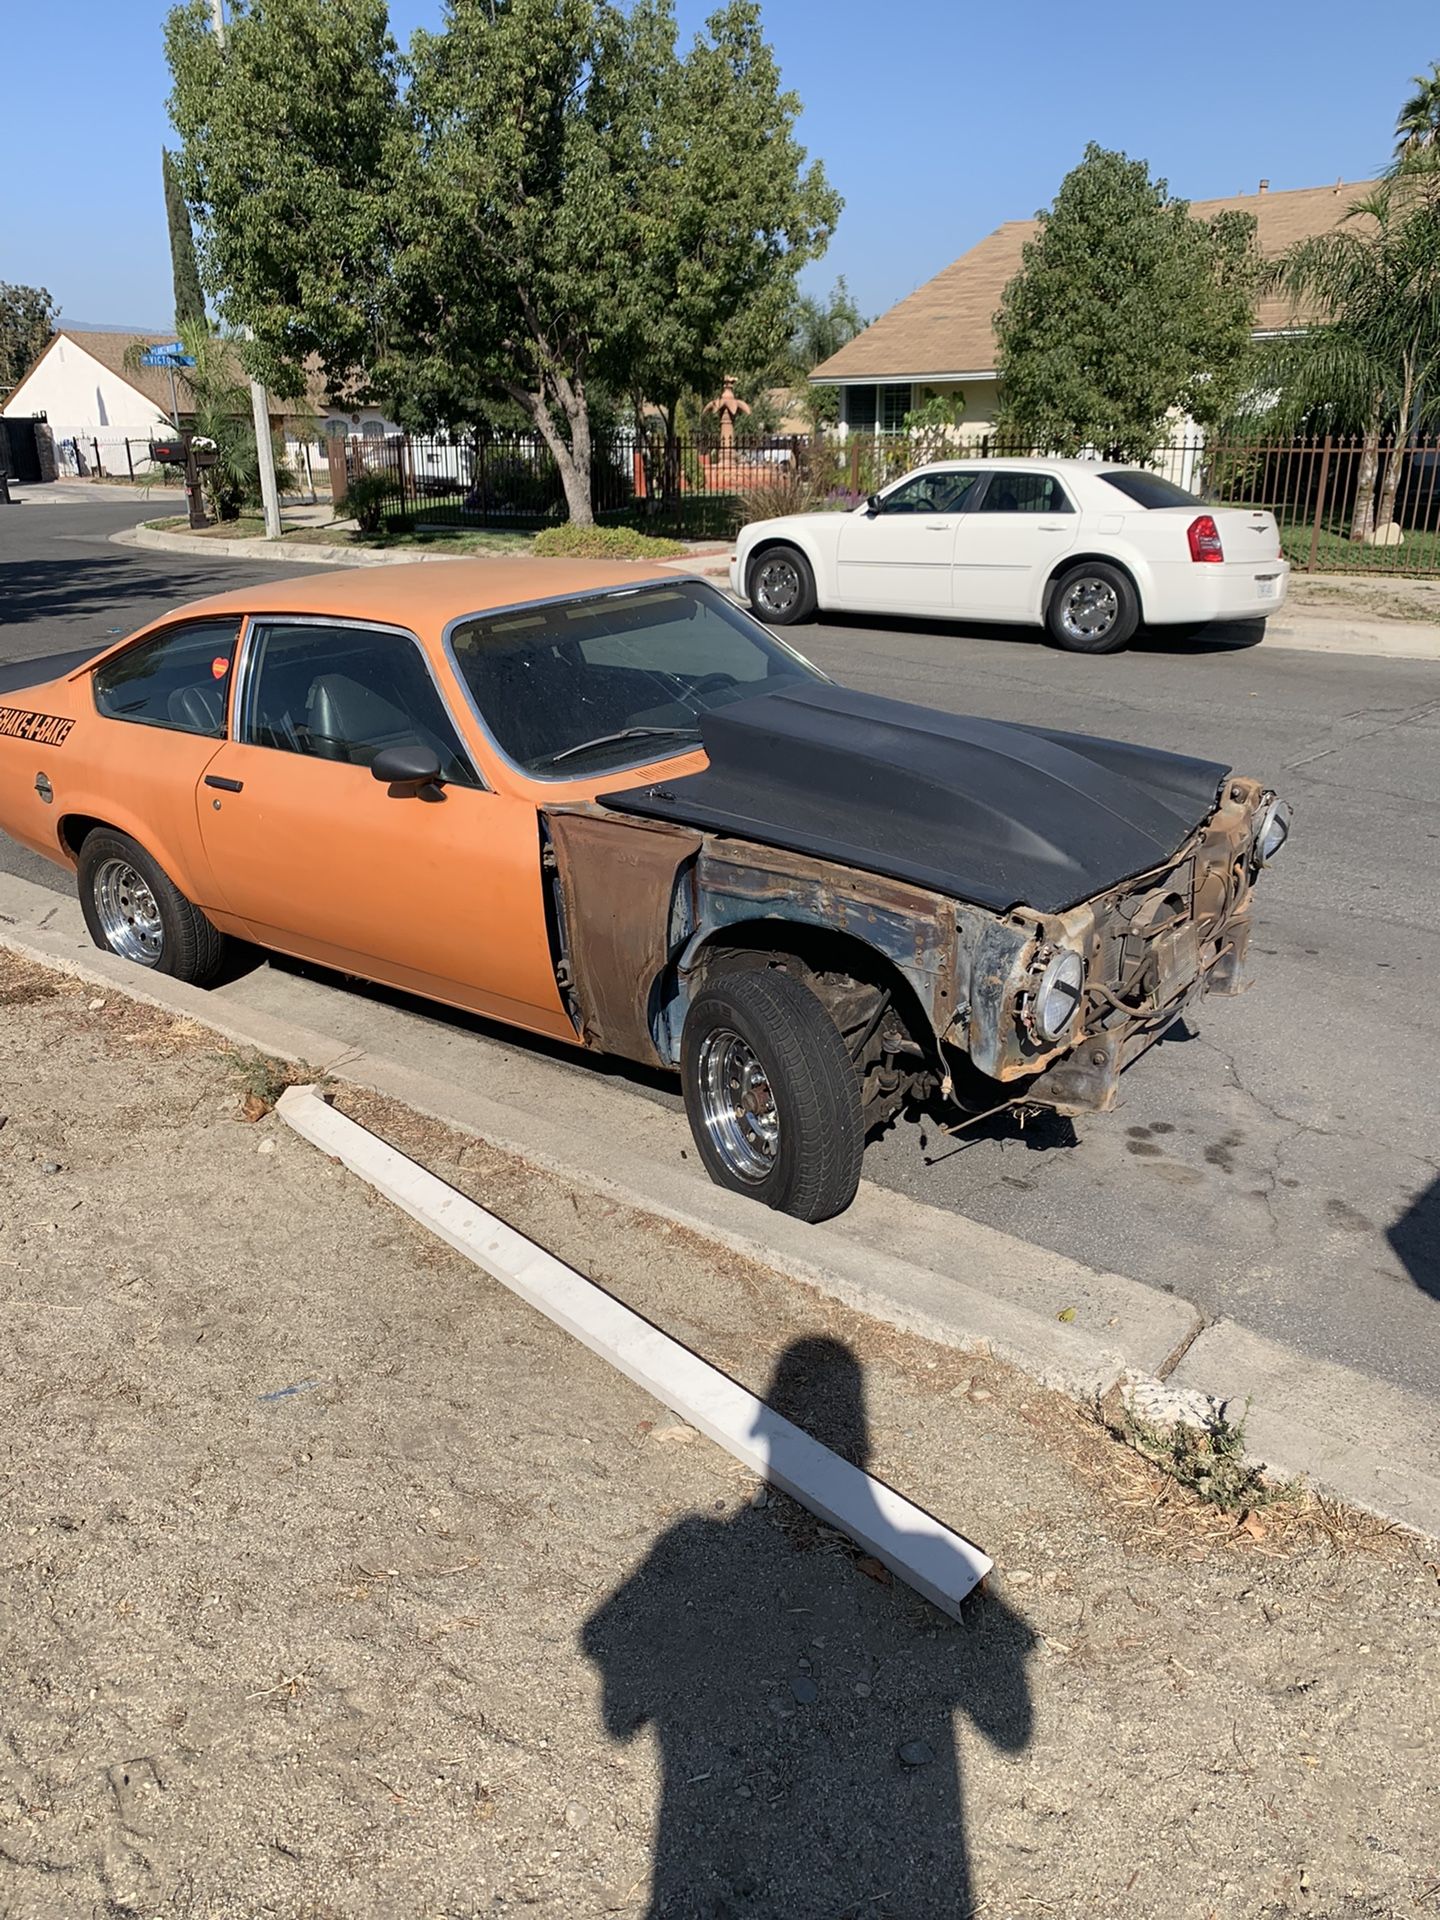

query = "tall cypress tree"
[{"left": 163, "top": 147, "right": 206, "bottom": 330}]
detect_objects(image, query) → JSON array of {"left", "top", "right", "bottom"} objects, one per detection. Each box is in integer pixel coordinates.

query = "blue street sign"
[{"left": 140, "top": 342, "right": 195, "bottom": 368}]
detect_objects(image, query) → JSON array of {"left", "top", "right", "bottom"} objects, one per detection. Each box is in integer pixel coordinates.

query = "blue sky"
[{"left": 6, "top": 0, "right": 1436, "bottom": 330}]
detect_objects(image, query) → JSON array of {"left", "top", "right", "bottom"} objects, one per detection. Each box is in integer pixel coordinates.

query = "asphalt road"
[{"left": 2, "top": 487, "right": 1437, "bottom": 1398}]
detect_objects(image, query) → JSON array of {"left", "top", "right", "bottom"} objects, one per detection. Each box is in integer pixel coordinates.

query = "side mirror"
[
  {"left": 866, "top": 493, "right": 883, "bottom": 514},
  {"left": 371, "top": 743, "right": 443, "bottom": 789}
]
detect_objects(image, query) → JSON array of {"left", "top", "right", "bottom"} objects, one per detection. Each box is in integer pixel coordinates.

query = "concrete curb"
[
  {"left": 113, "top": 524, "right": 458, "bottom": 568},
  {"left": 112, "top": 523, "right": 735, "bottom": 578},
  {"left": 1, "top": 871, "right": 1434, "bottom": 1540},
  {"left": 1266, "top": 610, "right": 1440, "bottom": 661}
]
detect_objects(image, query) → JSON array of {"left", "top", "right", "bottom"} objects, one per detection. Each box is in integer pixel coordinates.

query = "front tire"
[
  {"left": 1045, "top": 562, "right": 1139, "bottom": 653},
  {"left": 747, "top": 545, "right": 817, "bottom": 626},
  {"left": 77, "top": 829, "right": 226, "bottom": 985},
  {"left": 681, "top": 966, "right": 863, "bottom": 1222}
]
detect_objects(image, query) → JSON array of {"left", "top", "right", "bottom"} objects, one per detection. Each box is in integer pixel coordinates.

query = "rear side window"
[
  {"left": 92, "top": 619, "right": 241, "bottom": 736},
  {"left": 1099, "top": 471, "right": 1200, "bottom": 509},
  {"left": 975, "top": 472, "right": 1074, "bottom": 514}
]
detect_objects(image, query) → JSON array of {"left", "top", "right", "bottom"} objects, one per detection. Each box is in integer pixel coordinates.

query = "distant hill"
[{"left": 63, "top": 319, "right": 170, "bottom": 336}]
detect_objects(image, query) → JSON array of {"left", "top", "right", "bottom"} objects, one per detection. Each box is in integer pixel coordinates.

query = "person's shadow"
[{"left": 582, "top": 1338, "right": 1035, "bottom": 1918}]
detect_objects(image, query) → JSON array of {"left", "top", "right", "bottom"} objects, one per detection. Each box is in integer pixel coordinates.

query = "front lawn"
[{"left": 1279, "top": 517, "right": 1440, "bottom": 576}]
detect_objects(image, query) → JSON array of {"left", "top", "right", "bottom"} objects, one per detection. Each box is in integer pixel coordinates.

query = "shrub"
[
  {"left": 338, "top": 469, "right": 395, "bottom": 535},
  {"left": 532, "top": 524, "right": 685, "bottom": 560}
]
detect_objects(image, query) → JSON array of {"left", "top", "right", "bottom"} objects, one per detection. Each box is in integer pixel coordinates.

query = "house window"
[
  {"left": 841, "top": 384, "right": 911, "bottom": 433},
  {"left": 880, "top": 384, "right": 911, "bottom": 433},
  {"left": 843, "top": 386, "right": 877, "bottom": 432}
]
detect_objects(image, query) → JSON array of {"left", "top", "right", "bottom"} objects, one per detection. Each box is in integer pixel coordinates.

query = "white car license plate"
[{"left": 1256, "top": 576, "right": 1277, "bottom": 599}]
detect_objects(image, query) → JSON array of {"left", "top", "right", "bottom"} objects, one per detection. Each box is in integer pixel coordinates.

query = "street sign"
[{"left": 139, "top": 343, "right": 195, "bottom": 368}]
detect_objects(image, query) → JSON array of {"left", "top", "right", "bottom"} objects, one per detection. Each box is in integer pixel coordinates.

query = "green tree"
[
  {"left": 166, "top": 0, "right": 403, "bottom": 406},
  {"left": 1263, "top": 169, "right": 1440, "bottom": 539},
  {"left": 786, "top": 277, "right": 866, "bottom": 428},
  {"left": 162, "top": 148, "right": 207, "bottom": 330},
  {"left": 1396, "top": 61, "right": 1440, "bottom": 158},
  {"left": 995, "top": 144, "right": 1259, "bottom": 461},
  {"left": 0, "top": 282, "right": 58, "bottom": 390},
  {"left": 610, "top": 1, "right": 840, "bottom": 502},
  {"left": 165, "top": 0, "right": 835, "bottom": 525}
]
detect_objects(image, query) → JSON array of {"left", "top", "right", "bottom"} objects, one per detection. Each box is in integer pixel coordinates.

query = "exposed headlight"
[
  {"left": 1028, "top": 946, "right": 1086, "bottom": 1044},
  {"left": 1254, "top": 795, "right": 1291, "bottom": 865}
]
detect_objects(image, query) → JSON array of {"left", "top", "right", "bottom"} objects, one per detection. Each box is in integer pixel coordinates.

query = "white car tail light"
[{"left": 1187, "top": 514, "right": 1224, "bottom": 563}]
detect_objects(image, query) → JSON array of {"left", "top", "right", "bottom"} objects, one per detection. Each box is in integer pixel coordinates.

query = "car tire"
[
  {"left": 77, "top": 828, "right": 226, "bottom": 985},
  {"left": 747, "top": 545, "right": 817, "bottom": 625},
  {"left": 680, "top": 965, "right": 863, "bottom": 1222},
  {"left": 1045, "top": 562, "right": 1140, "bottom": 654}
]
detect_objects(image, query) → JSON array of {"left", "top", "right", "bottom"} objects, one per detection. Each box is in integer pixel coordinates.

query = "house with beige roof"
[
  {"left": 811, "top": 179, "right": 1376, "bottom": 437},
  {"left": 1, "top": 329, "right": 397, "bottom": 467}
]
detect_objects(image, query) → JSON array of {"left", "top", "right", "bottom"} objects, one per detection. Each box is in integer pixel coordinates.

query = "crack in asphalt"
[
  {"left": 1282, "top": 694, "right": 1440, "bottom": 771},
  {"left": 1197, "top": 1032, "right": 1440, "bottom": 1188}
]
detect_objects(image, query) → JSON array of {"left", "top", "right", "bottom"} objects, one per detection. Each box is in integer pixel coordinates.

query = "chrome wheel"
[
  {"left": 696, "top": 1027, "right": 780, "bottom": 1183},
  {"left": 752, "top": 555, "right": 801, "bottom": 617},
  {"left": 93, "top": 858, "right": 164, "bottom": 965},
  {"left": 1060, "top": 575, "right": 1119, "bottom": 641}
]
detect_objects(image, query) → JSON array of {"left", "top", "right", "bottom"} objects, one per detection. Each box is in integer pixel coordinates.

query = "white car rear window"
[{"left": 1099, "top": 471, "right": 1201, "bottom": 509}]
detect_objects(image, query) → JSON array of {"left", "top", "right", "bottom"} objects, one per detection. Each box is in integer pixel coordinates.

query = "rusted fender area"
[{"left": 541, "top": 807, "right": 968, "bottom": 1071}]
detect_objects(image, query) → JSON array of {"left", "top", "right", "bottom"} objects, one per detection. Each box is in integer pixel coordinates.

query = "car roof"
[
  {"left": 919, "top": 456, "right": 1124, "bottom": 473},
  {"left": 158, "top": 557, "right": 690, "bottom": 638}
]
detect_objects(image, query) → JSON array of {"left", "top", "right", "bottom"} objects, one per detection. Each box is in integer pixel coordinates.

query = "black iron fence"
[
  {"left": 329, "top": 429, "right": 816, "bottom": 540},
  {"left": 327, "top": 427, "right": 1440, "bottom": 575},
  {"left": 52, "top": 433, "right": 321, "bottom": 500}
]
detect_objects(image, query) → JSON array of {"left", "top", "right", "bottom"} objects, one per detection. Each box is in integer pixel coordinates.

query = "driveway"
[{"left": 1, "top": 488, "right": 1436, "bottom": 1401}]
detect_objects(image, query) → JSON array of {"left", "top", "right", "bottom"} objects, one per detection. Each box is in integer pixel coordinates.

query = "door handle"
[
  {"left": 204, "top": 774, "right": 243, "bottom": 793},
  {"left": 925, "top": 521, "right": 951, "bottom": 531},
  {"left": 1037, "top": 523, "right": 1069, "bottom": 532}
]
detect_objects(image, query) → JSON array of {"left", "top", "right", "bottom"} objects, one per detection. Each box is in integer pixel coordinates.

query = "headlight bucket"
[
  {"left": 1024, "top": 945, "right": 1086, "bottom": 1045},
  {"left": 1254, "top": 794, "right": 1291, "bottom": 866}
]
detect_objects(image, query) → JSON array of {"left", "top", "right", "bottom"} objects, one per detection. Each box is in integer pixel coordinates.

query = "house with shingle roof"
[
  {"left": 811, "top": 179, "right": 1376, "bottom": 436},
  {"left": 1, "top": 329, "right": 397, "bottom": 461}
]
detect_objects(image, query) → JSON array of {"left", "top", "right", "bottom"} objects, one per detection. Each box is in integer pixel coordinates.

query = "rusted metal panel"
[
  {"left": 693, "top": 839, "right": 961, "bottom": 1037},
  {"left": 544, "top": 809, "right": 702, "bottom": 1067}
]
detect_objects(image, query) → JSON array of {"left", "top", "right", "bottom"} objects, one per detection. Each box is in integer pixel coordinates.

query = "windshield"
[
  {"left": 448, "top": 580, "right": 826, "bottom": 776},
  {"left": 1098, "top": 470, "right": 1202, "bottom": 509}
]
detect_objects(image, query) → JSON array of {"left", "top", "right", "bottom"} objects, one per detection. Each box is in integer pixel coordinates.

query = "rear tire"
[
  {"left": 77, "top": 829, "right": 226, "bottom": 985},
  {"left": 747, "top": 545, "right": 817, "bottom": 626},
  {"left": 681, "top": 966, "right": 863, "bottom": 1222},
  {"left": 1045, "top": 562, "right": 1139, "bottom": 654}
]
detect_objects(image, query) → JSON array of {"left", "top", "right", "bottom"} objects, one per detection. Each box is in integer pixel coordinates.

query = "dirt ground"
[
  {"left": 1286, "top": 572, "right": 1440, "bottom": 624},
  {"left": 1, "top": 948, "right": 1436, "bottom": 1920}
]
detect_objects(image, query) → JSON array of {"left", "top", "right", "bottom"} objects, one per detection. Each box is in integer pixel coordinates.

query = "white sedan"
[{"left": 731, "top": 457, "right": 1290, "bottom": 653}]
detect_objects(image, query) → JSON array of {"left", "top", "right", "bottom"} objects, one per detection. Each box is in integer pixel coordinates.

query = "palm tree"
[
  {"left": 787, "top": 279, "right": 868, "bottom": 431},
  {"left": 125, "top": 321, "right": 296, "bottom": 520},
  {"left": 1264, "top": 173, "right": 1440, "bottom": 539},
  {"left": 1396, "top": 62, "right": 1440, "bottom": 159}
]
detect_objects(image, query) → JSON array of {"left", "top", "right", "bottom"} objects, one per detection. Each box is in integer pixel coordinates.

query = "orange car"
[{"left": 0, "top": 559, "right": 1288, "bottom": 1220}]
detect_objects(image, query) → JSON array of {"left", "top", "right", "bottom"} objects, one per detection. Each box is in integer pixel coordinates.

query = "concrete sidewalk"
[
  {"left": 1, "top": 866, "right": 1436, "bottom": 1540},
  {"left": 114, "top": 518, "right": 1440, "bottom": 659}
]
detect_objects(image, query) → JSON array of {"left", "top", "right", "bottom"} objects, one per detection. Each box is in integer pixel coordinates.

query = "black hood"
[{"left": 601, "top": 683, "right": 1229, "bottom": 914}]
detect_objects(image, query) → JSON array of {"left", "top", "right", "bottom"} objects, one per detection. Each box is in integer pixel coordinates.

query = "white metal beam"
[{"left": 277, "top": 1086, "right": 992, "bottom": 1617}]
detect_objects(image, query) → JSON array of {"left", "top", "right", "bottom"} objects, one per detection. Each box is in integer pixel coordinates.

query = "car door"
[
  {"left": 834, "top": 468, "right": 982, "bottom": 612},
  {"left": 951, "top": 469, "right": 1079, "bottom": 619},
  {"left": 195, "top": 616, "right": 574, "bottom": 1039},
  {"left": 79, "top": 616, "right": 242, "bottom": 903}
]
